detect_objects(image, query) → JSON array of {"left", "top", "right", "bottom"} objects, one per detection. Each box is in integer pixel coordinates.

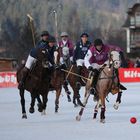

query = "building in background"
[{"left": 123, "top": 3, "right": 140, "bottom": 53}]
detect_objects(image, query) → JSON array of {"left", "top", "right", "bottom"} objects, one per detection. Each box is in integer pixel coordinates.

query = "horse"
[
  {"left": 76, "top": 50, "right": 122, "bottom": 123},
  {"left": 17, "top": 48, "right": 51, "bottom": 119},
  {"left": 28, "top": 47, "right": 72, "bottom": 114},
  {"left": 59, "top": 46, "right": 87, "bottom": 107}
]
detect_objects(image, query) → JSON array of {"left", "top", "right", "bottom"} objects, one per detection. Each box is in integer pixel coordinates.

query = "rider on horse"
[
  {"left": 18, "top": 32, "right": 57, "bottom": 89},
  {"left": 58, "top": 32, "right": 74, "bottom": 66},
  {"left": 72, "top": 32, "right": 91, "bottom": 88},
  {"left": 84, "top": 38, "right": 127, "bottom": 96}
]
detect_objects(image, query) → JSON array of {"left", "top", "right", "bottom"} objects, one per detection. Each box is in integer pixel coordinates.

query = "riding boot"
[
  {"left": 76, "top": 66, "right": 82, "bottom": 90},
  {"left": 18, "top": 67, "right": 29, "bottom": 89},
  {"left": 115, "top": 69, "right": 127, "bottom": 90},
  {"left": 90, "top": 69, "right": 99, "bottom": 100}
]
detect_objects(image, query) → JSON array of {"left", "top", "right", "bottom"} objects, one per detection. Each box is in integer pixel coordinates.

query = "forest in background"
[{"left": 0, "top": 0, "right": 139, "bottom": 60}]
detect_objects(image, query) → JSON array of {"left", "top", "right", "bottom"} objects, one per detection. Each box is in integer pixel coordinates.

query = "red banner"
[
  {"left": 0, "top": 72, "right": 18, "bottom": 88},
  {"left": 0, "top": 69, "right": 140, "bottom": 88},
  {"left": 119, "top": 68, "right": 140, "bottom": 82}
]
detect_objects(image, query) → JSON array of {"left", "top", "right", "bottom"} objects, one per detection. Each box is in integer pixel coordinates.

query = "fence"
[{"left": 0, "top": 68, "right": 140, "bottom": 88}]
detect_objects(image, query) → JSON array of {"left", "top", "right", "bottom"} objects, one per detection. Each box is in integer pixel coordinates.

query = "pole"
[
  {"left": 66, "top": 65, "right": 74, "bottom": 79},
  {"left": 53, "top": 10, "right": 58, "bottom": 44},
  {"left": 61, "top": 69, "right": 91, "bottom": 81},
  {"left": 27, "top": 14, "right": 36, "bottom": 47}
]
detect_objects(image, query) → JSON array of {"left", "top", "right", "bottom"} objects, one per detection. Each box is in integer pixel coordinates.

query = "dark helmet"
[
  {"left": 41, "top": 31, "right": 49, "bottom": 37},
  {"left": 80, "top": 32, "right": 89, "bottom": 37},
  {"left": 48, "top": 36, "right": 56, "bottom": 43},
  {"left": 94, "top": 39, "right": 103, "bottom": 46}
]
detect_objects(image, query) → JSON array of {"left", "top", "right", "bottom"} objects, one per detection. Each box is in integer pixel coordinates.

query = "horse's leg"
[
  {"left": 100, "top": 95, "right": 106, "bottom": 123},
  {"left": 55, "top": 88, "right": 61, "bottom": 113},
  {"left": 76, "top": 90, "right": 90, "bottom": 121},
  {"left": 29, "top": 93, "right": 36, "bottom": 114},
  {"left": 93, "top": 99, "right": 101, "bottom": 119},
  {"left": 73, "top": 87, "right": 84, "bottom": 107},
  {"left": 41, "top": 93, "right": 48, "bottom": 115},
  {"left": 113, "top": 91, "right": 122, "bottom": 110},
  {"left": 36, "top": 94, "right": 43, "bottom": 112},
  {"left": 19, "top": 89, "right": 27, "bottom": 119},
  {"left": 63, "top": 81, "right": 71, "bottom": 102}
]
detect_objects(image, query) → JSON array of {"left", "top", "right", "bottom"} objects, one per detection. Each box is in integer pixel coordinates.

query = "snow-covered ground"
[{"left": 0, "top": 83, "right": 140, "bottom": 140}]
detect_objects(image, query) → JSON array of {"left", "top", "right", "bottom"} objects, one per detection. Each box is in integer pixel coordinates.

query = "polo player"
[
  {"left": 58, "top": 32, "right": 74, "bottom": 65},
  {"left": 72, "top": 32, "right": 91, "bottom": 89},
  {"left": 18, "top": 34, "right": 58, "bottom": 89},
  {"left": 84, "top": 38, "right": 127, "bottom": 98}
]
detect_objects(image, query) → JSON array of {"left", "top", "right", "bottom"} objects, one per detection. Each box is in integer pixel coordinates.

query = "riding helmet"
[
  {"left": 60, "top": 32, "right": 68, "bottom": 37},
  {"left": 48, "top": 36, "right": 56, "bottom": 43},
  {"left": 80, "top": 32, "right": 89, "bottom": 37},
  {"left": 41, "top": 31, "right": 49, "bottom": 37},
  {"left": 94, "top": 39, "right": 103, "bottom": 46}
]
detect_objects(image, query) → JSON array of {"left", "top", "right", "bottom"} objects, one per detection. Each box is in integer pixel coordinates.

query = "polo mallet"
[
  {"left": 66, "top": 65, "right": 74, "bottom": 79},
  {"left": 61, "top": 69, "right": 92, "bottom": 83},
  {"left": 27, "top": 14, "right": 36, "bottom": 47}
]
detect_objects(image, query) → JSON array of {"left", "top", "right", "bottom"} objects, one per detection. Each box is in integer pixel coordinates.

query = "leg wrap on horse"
[{"left": 100, "top": 106, "right": 106, "bottom": 120}]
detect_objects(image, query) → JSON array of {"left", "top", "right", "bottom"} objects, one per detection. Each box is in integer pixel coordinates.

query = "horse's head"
[
  {"left": 37, "top": 48, "right": 50, "bottom": 69},
  {"left": 62, "top": 46, "right": 70, "bottom": 60},
  {"left": 110, "top": 51, "right": 121, "bottom": 69}
]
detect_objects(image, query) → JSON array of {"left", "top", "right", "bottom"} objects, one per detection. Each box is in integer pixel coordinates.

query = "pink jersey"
[
  {"left": 89, "top": 44, "right": 122, "bottom": 65},
  {"left": 58, "top": 40, "right": 74, "bottom": 57}
]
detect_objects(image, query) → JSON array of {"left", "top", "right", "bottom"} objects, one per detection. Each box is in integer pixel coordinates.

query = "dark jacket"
[
  {"left": 73, "top": 40, "right": 91, "bottom": 62},
  {"left": 30, "top": 40, "right": 56, "bottom": 65}
]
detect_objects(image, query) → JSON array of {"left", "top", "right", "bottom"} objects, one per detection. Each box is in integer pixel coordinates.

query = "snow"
[{"left": 0, "top": 83, "right": 140, "bottom": 140}]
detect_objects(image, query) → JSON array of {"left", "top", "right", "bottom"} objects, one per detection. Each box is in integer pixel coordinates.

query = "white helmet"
[{"left": 60, "top": 32, "right": 68, "bottom": 37}]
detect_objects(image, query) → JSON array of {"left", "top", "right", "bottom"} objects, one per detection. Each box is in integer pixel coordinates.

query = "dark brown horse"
[
  {"left": 64, "top": 64, "right": 88, "bottom": 107},
  {"left": 76, "top": 50, "right": 122, "bottom": 123},
  {"left": 17, "top": 48, "right": 51, "bottom": 118},
  {"left": 58, "top": 46, "right": 86, "bottom": 107}
]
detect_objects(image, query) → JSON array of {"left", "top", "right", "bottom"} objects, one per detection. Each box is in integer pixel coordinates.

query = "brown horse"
[
  {"left": 17, "top": 48, "right": 51, "bottom": 119},
  {"left": 58, "top": 46, "right": 86, "bottom": 107},
  {"left": 64, "top": 64, "right": 88, "bottom": 107},
  {"left": 76, "top": 50, "right": 122, "bottom": 123}
]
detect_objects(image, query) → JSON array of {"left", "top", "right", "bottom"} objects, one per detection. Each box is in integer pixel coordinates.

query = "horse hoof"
[
  {"left": 68, "top": 96, "right": 71, "bottom": 102},
  {"left": 38, "top": 108, "right": 43, "bottom": 112},
  {"left": 29, "top": 107, "right": 35, "bottom": 113},
  {"left": 22, "top": 113, "right": 27, "bottom": 119},
  {"left": 74, "top": 104, "right": 78, "bottom": 107},
  {"left": 41, "top": 110, "right": 46, "bottom": 115},
  {"left": 37, "top": 103, "right": 43, "bottom": 112},
  {"left": 55, "top": 108, "right": 58, "bottom": 113},
  {"left": 76, "top": 115, "right": 81, "bottom": 121},
  {"left": 113, "top": 102, "right": 119, "bottom": 110},
  {"left": 100, "top": 119, "right": 105, "bottom": 123},
  {"left": 78, "top": 103, "right": 85, "bottom": 108}
]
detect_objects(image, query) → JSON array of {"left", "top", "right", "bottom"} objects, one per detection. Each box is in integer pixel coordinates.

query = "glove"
[
  {"left": 54, "top": 64, "right": 59, "bottom": 70},
  {"left": 88, "top": 66, "right": 93, "bottom": 71}
]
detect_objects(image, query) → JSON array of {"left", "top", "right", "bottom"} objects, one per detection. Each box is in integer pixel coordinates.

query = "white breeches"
[
  {"left": 25, "top": 55, "right": 37, "bottom": 69},
  {"left": 60, "top": 56, "right": 73, "bottom": 65},
  {"left": 76, "top": 59, "right": 84, "bottom": 67},
  {"left": 91, "top": 60, "right": 109, "bottom": 70}
]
